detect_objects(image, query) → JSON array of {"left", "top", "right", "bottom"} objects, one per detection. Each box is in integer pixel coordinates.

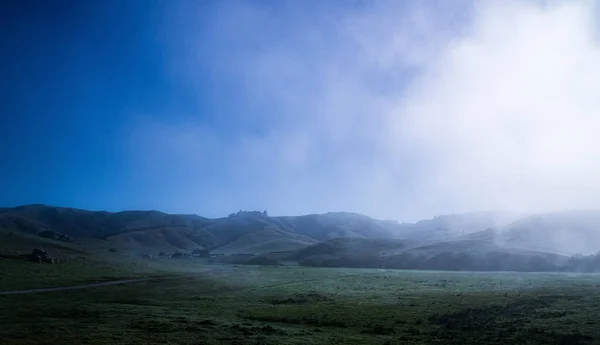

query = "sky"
[{"left": 2, "top": 0, "right": 600, "bottom": 222}]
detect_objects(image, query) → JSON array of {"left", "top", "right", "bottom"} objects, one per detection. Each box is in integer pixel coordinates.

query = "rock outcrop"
[{"left": 29, "top": 248, "right": 59, "bottom": 263}]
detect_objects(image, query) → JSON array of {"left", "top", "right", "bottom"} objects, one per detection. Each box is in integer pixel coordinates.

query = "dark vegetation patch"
[
  {"left": 427, "top": 295, "right": 594, "bottom": 344},
  {"left": 428, "top": 296, "right": 558, "bottom": 330},
  {"left": 107, "top": 298, "right": 160, "bottom": 306},
  {"left": 240, "top": 312, "right": 348, "bottom": 328},
  {"left": 198, "top": 319, "right": 220, "bottom": 326},
  {"left": 269, "top": 292, "right": 333, "bottom": 305},
  {"left": 129, "top": 318, "right": 220, "bottom": 333},
  {"left": 360, "top": 324, "right": 396, "bottom": 335},
  {"left": 229, "top": 323, "right": 287, "bottom": 336},
  {"left": 298, "top": 251, "right": 574, "bottom": 272},
  {"left": 242, "top": 255, "right": 282, "bottom": 266},
  {"left": 130, "top": 319, "right": 180, "bottom": 333}
]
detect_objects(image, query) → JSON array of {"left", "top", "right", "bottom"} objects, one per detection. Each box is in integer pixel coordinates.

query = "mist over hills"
[
  {"left": 496, "top": 211, "right": 600, "bottom": 256},
  {"left": 1, "top": 205, "right": 599, "bottom": 262}
]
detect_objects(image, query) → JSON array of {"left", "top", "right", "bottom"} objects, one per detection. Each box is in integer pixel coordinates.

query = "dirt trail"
[{"left": 0, "top": 279, "right": 148, "bottom": 295}]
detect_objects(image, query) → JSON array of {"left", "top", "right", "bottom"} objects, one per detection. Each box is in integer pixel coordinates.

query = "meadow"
[{"left": 2, "top": 260, "right": 600, "bottom": 344}]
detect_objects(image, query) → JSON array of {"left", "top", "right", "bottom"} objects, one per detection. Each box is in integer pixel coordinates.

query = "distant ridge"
[{"left": 1, "top": 204, "right": 599, "bottom": 256}]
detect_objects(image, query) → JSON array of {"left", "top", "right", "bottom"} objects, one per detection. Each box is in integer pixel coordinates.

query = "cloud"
[
  {"left": 130, "top": 0, "right": 600, "bottom": 221},
  {"left": 394, "top": 0, "right": 600, "bottom": 215}
]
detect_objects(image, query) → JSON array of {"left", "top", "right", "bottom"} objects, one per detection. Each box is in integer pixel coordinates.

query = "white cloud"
[
  {"left": 395, "top": 0, "right": 600, "bottom": 215},
  {"left": 132, "top": 0, "right": 600, "bottom": 221}
]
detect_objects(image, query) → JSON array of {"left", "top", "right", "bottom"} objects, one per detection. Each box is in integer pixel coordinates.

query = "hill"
[
  {"left": 3, "top": 205, "right": 600, "bottom": 260},
  {"left": 294, "top": 234, "right": 572, "bottom": 272},
  {"left": 292, "top": 237, "right": 418, "bottom": 260},
  {"left": 276, "top": 212, "right": 404, "bottom": 240},
  {"left": 0, "top": 204, "right": 213, "bottom": 239},
  {"left": 396, "top": 211, "right": 524, "bottom": 241},
  {"left": 0, "top": 206, "right": 413, "bottom": 255},
  {"left": 213, "top": 227, "right": 317, "bottom": 254},
  {"left": 0, "top": 230, "right": 86, "bottom": 257},
  {"left": 497, "top": 210, "right": 600, "bottom": 255}
]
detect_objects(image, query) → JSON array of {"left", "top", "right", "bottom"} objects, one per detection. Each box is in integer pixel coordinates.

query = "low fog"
[{"left": 130, "top": 0, "right": 600, "bottom": 223}]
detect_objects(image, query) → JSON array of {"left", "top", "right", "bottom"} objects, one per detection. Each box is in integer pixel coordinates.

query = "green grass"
[
  {"left": 2, "top": 263, "right": 600, "bottom": 344},
  {"left": 0, "top": 231, "right": 197, "bottom": 290},
  {"left": 0, "top": 230, "right": 86, "bottom": 255},
  {"left": 0, "top": 257, "right": 184, "bottom": 290}
]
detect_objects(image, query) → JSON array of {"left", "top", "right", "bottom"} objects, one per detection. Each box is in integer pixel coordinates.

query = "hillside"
[
  {"left": 0, "top": 206, "right": 413, "bottom": 254},
  {"left": 294, "top": 234, "right": 572, "bottom": 272},
  {"left": 292, "top": 237, "right": 418, "bottom": 260},
  {"left": 214, "top": 227, "right": 317, "bottom": 254},
  {"left": 275, "top": 212, "right": 403, "bottom": 240},
  {"left": 497, "top": 210, "right": 600, "bottom": 255},
  {"left": 2, "top": 205, "right": 600, "bottom": 259},
  {"left": 0, "top": 230, "right": 86, "bottom": 257},
  {"left": 0, "top": 204, "right": 212, "bottom": 239},
  {"left": 396, "top": 211, "right": 525, "bottom": 241}
]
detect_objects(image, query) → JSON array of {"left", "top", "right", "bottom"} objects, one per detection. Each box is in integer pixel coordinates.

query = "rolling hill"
[
  {"left": 291, "top": 237, "right": 420, "bottom": 260},
  {"left": 396, "top": 211, "right": 525, "bottom": 241},
  {"left": 496, "top": 210, "right": 600, "bottom": 255},
  {"left": 0, "top": 206, "right": 413, "bottom": 254},
  {"left": 276, "top": 212, "right": 404, "bottom": 240},
  {"left": 2, "top": 205, "right": 600, "bottom": 259}
]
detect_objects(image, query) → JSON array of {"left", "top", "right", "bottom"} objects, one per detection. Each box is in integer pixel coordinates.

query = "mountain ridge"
[{"left": 1, "top": 204, "right": 599, "bottom": 256}]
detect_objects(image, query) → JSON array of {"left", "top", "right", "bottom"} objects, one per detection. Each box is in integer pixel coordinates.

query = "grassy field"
[
  {"left": 2, "top": 259, "right": 600, "bottom": 344},
  {"left": 0, "top": 230, "right": 192, "bottom": 290}
]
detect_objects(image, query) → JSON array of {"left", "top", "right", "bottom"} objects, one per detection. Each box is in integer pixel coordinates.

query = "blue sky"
[
  {"left": 1, "top": 0, "right": 216, "bottom": 212},
  {"left": 2, "top": 0, "right": 600, "bottom": 221}
]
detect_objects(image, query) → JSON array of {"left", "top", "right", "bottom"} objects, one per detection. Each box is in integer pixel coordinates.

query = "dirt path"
[{"left": 0, "top": 279, "right": 148, "bottom": 295}]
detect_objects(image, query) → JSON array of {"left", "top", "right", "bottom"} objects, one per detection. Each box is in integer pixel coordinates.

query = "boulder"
[{"left": 28, "top": 248, "right": 58, "bottom": 263}]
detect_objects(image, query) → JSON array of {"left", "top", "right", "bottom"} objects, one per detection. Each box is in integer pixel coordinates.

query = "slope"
[
  {"left": 275, "top": 212, "right": 404, "bottom": 240},
  {"left": 497, "top": 210, "right": 600, "bottom": 255},
  {"left": 215, "top": 227, "right": 317, "bottom": 254},
  {"left": 398, "top": 211, "right": 525, "bottom": 241}
]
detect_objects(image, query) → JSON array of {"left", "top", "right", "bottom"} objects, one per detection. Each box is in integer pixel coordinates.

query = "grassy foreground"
[{"left": 2, "top": 260, "right": 600, "bottom": 344}]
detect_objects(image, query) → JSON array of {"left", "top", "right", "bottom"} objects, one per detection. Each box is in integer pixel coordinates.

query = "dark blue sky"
[{"left": 0, "top": 0, "right": 218, "bottom": 211}]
